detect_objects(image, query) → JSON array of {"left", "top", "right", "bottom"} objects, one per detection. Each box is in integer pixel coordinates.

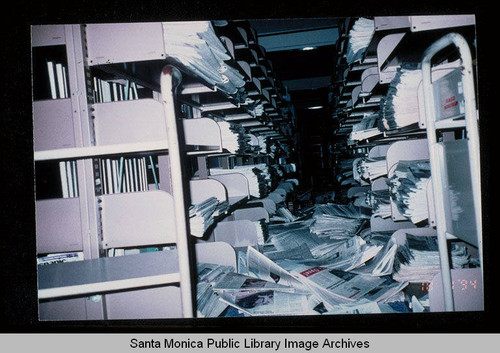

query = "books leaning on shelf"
[
  {"left": 209, "top": 163, "right": 271, "bottom": 199},
  {"left": 92, "top": 77, "right": 139, "bottom": 103},
  {"left": 380, "top": 63, "right": 421, "bottom": 131},
  {"left": 46, "top": 60, "right": 69, "bottom": 99},
  {"left": 59, "top": 160, "right": 79, "bottom": 198},
  {"left": 97, "top": 156, "right": 151, "bottom": 195}
]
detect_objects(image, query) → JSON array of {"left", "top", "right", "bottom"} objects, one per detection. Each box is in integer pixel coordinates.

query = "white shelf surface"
[
  {"left": 34, "top": 140, "right": 169, "bottom": 161},
  {"left": 38, "top": 250, "right": 180, "bottom": 300}
]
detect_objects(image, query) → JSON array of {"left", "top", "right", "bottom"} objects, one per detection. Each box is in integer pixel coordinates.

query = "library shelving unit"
[
  {"left": 334, "top": 15, "right": 482, "bottom": 312},
  {"left": 33, "top": 21, "right": 293, "bottom": 320},
  {"left": 33, "top": 24, "right": 204, "bottom": 319}
]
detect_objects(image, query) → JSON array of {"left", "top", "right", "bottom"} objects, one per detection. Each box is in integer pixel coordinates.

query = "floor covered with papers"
[{"left": 196, "top": 201, "right": 480, "bottom": 317}]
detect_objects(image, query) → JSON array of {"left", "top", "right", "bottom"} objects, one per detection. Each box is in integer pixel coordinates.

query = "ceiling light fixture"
[
  {"left": 307, "top": 105, "right": 323, "bottom": 110},
  {"left": 302, "top": 46, "right": 317, "bottom": 51}
]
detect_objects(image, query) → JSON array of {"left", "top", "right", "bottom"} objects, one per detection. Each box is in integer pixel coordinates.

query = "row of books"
[
  {"left": 97, "top": 156, "right": 152, "bottom": 195},
  {"left": 46, "top": 60, "right": 70, "bottom": 99},
  {"left": 92, "top": 77, "right": 139, "bottom": 103},
  {"left": 59, "top": 160, "right": 79, "bottom": 198}
]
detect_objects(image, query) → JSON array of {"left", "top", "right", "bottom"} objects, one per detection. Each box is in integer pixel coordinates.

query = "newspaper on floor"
[
  {"left": 217, "top": 289, "right": 313, "bottom": 316},
  {"left": 308, "top": 236, "right": 382, "bottom": 271},
  {"left": 276, "top": 260, "right": 408, "bottom": 310},
  {"left": 268, "top": 223, "right": 324, "bottom": 252},
  {"left": 310, "top": 216, "right": 365, "bottom": 239},
  {"left": 263, "top": 243, "right": 315, "bottom": 262},
  {"left": 196, "top": 263, "right": 236, "bottom": 317},
  {"left": 212, "top": 272, "right": 296, "bottom": 294},
  {"left": 197, "top": 281, "right": 229, "bottom": 318},
  {"left": 197, "top": 262, "right": 234, "bottom": 285},
  {"left": 350, "top": 237, "right": 399, "bottom": 276},
  {"left": 267, "top": 218, "right": 381, "bottom": 271},
  {"left": 313, "top": 203, "right": 371, "bottom": 219},
  {"left": 246, "top": 246, "right": 311, "bottom": 294},
  {"left": 310, "top": 203, "right": 369, "bottom": 239},
  {"left": 321, "top": 298, "right": 409, "bottom": 315},
  {"left": 275, "top": 206, "right": 298, "bottom": 222}
]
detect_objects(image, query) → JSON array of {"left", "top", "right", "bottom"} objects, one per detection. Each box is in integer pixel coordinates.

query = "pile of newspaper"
[
  {"left": 237, "top": 165, "right": 270, "bottom": 199},
  {"left": 380, "top": 63, "right": 422, "bottom": 131},
  {"left": 348, "top": 113, "right": 382, "bottom": 143},
  {"left": 354, "top": 157, "right": 387, "bottom": 183},
  {"left": 162, "top": 21, "right": 246, "bottom": 99},
  {"left": 309, "top": 204, "right": 369, "bottom": 239},
  {"left": 216, "top": 121, "right": 252, "bottom": 154},
  {"left": 195, "top": 203, "right": 413, "bottom": 317},
  {"left": 189, "top": 197, "right": 227, "bottom": 237},
  {"left": 380, "top": 60, "right": 460, "bottom": 131},
  {"left": 345, "top": 17, "right": 375, "bottom": 65},
  {"left": 366, "top": 189, "right": 392, "bottom": 219},
  {"left": 392, "top": 234, "right": 470, "bottom": 283},
  {"left": 196, "top": 241, "right": 406, "bottom": 316},
  {"left": 195, "top": 199, "right": 476, "bottom": 316},
  {"left": 387, "top": 160, "right": 431, "bottom": 224}
]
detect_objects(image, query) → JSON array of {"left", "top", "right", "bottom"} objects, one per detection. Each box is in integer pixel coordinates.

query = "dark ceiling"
[
  {"left": 248, "top": 18, "right": 342, "bottom": 187},
  {"left": 249, "top": 18, "right": 340, "bottom": 99}
]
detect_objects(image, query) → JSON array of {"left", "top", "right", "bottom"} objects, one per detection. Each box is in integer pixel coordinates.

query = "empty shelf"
[{"left": 38, "top": 250, "right": 180, "bottom": 300}]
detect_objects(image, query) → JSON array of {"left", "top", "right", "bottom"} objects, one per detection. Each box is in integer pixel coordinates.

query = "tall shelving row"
[
  {"left": 33, "top": 21, "right": 294, "bottom": 320},
  {"left": 331, "top": 15, "right": 483, "bottom": 311}
]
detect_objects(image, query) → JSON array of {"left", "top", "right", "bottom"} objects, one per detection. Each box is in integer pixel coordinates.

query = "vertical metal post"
[
  {"left": 197, "top": 156, "right": 208, "bottom": 179},
  {"left": 65, "top": 24, "right": 103, "bottom": 319},
  {"left": 160, "top": 66, "right": 193, "bottom": 318}
]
